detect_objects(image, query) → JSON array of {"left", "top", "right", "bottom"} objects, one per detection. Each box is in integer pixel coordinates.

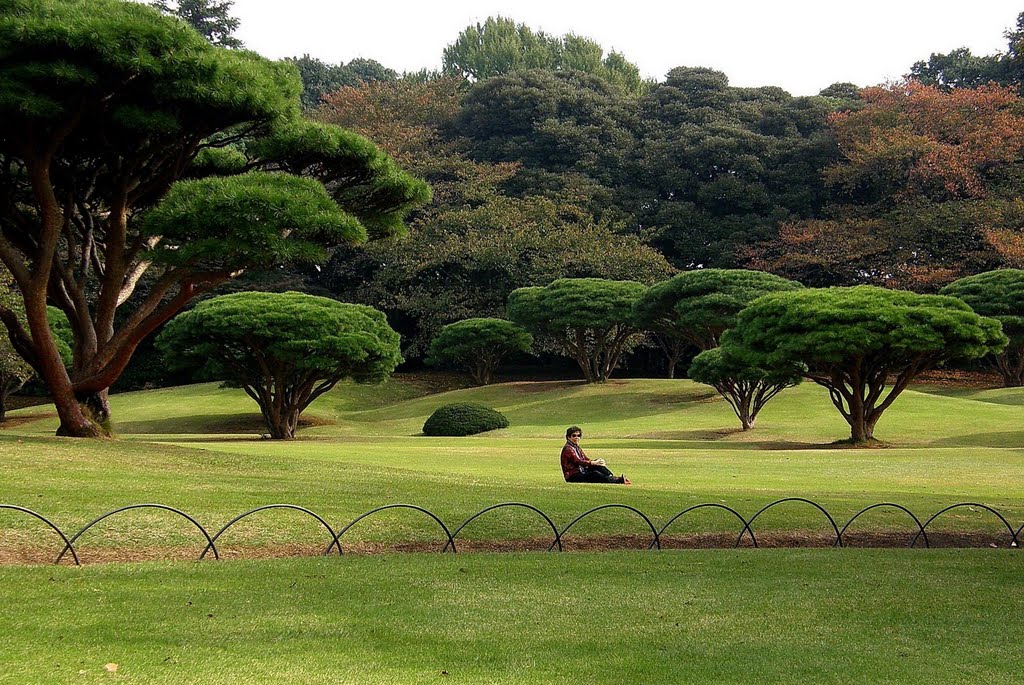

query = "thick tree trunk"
[
  {"left": 849, "top": 415, "right": 873, "bottom": 442},
  {"left": 23, "top": 299, "right": 103, "bottom": 438},
  {"left": 76, "top": 389, "right": 113, "bottom": 435},
  {"left": 994, "top": 349, "right": 1024, "bottom": 388}
]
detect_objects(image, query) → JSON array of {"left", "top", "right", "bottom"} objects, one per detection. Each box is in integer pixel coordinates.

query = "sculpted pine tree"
[
  {"left": 720, "top": 286, "right": 1006, "bottom": 442},
  {"left": 508, "top": 278, "right": 647, "bottom": 382},
  {"left": 425, "top": 318, "right": 532, "bottom": 385},
  {"left": 632, "top": 269, "right": 802, "bottom": 377},
  {"left": 157, "top": 292, "right": 402, "bottom": 439},
  {"left": 0, "top": 0, "right": 428, "bottom": 437},
  {"left": 941, "top": 269, "right": 1024, "bottom": 386},
  {"left": 688, "top": 347, "right": 800, "bottom": 431}
]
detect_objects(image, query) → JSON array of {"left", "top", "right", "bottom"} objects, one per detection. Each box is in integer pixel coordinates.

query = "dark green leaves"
[
  {"left": 425, "top": 318, "right": 532, "bottom": 367},
  {"left": 144, "top": 172, "right": 365, "bottom": 270},
  {"left": 726, "top": 286, "right": 1007, "bottom": 370},
  {"left": 157, "top": 291, "right": 402, "bottom": 384}
]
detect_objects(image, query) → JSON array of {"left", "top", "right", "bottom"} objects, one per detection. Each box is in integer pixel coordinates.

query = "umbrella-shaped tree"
[
  {"left": 157, "top": 292, "right": 402, "bottom": 439},
  {"left": 719, "top": 286, "right": 1006, "bottom": 442}
]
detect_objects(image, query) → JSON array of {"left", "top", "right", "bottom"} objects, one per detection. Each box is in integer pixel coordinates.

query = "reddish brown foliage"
[{"left": 826, "top": 80, "right": 1024, "bottom": 202}]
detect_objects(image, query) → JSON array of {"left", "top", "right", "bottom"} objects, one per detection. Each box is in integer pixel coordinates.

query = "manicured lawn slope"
[
  {"left": 2, "top": 377, "right": 1023, "bottom": 559},
  {"left": 0, "top": 550, "right": 1020, "bottom": 685}
]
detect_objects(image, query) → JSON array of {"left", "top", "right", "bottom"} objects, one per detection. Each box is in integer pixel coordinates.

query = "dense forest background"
[{"left": 133, "top": 3, "right": 1024, "bottom": 384}]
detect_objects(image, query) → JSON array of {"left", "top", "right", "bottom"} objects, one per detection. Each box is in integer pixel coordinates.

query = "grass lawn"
[
  {"left": 1, "top": 549, "right": 1021, "bottom": 685},
  {"left": 1, "top": 377, "right": 1023, "bottom": 560},
  {"left": 1, "top": 375, "right": 1022, "bottom": 683}
]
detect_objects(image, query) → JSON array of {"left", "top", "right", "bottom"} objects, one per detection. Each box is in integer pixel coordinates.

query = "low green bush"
[{"left": 422, "top": 403, "right": 509, "bottom": 436}]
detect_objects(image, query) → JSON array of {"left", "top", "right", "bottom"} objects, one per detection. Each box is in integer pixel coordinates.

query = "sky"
[{"left": 231, "top": 0, "right": 1022, "bottom": 96}]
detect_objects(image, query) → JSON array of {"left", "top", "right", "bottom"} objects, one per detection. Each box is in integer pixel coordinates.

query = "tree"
[
  {"left": 508, "top": 278, "right": 647, "bottom": 382},
  {"left": 940, "top": 269, "right": 1024, "bottom": 386},
  {"left": 747, "top": 81, "right": 1024, "bottom": 290},
  {"left": 632, "top": 269, "right": 803, "bottom": 377},
  {"left": 425, "top": 318, "right": 532, "bottom": 385},
  {"left": 909, "top": 48, "right": 1005, "bottom": 91},
  {"left": 315, "top": 76, "right": 672, "bottom": 355},
  {"left": 151, "top": 0, "right": 243, "bottom": 48},
  {"left": 720, "top": 286, "right": 1006, "bottom": 443},
  {"left": 0, "top": 0, "right": 428, "bottom": 437},
  {"left": 157, "top": 292, "right": 401, "bottom": 439},
  {"left": 0, "top": 279, "right": 32, "bottom": 421},
  {"left": 344, "top": 198, "right": 673, "bottom": 355},
  {"left": 442, "top": 16, "right": 647, "bottom": 95},
  {"left": 286, "top": 55, "right": 398, "bottom": 111},
  {"left": 628, "top": 68, "right": 840, "bottom": 268},
  {"left": 688, "top": 347, "right": 800, "bottom": 431}
]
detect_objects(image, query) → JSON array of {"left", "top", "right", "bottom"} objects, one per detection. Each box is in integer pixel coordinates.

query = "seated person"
[{"left": 560, "top": 426, "right": 630, "bottom": 485}]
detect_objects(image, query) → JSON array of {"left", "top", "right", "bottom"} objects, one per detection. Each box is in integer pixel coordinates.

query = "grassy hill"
[
  {"left": 2, "top": 376, "right": 1023, "bottom": 684},
  {"left": 2, "top": 376, "right": 1022, "bottom": 560}
]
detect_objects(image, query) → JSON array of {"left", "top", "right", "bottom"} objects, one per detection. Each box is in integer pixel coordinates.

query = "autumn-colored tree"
[
  {"left": 826, "top": 81, "right": 1024, "bottom": 203},
  {"left": 748, "top": 81, "right": 1024, "bottom": 290}
]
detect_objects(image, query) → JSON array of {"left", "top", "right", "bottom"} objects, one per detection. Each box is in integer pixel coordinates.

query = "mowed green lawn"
[
  {"left": 1, "top": 376, "right": 1023, "bottom": 557},
  {"left": 1, "top": 376, "right": 1023, "bottom": 684},
  {"left": 1, "top": 550, "right": 1022, "bottom": 684}
]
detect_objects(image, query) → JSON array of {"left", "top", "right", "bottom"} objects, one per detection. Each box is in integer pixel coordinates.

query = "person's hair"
[{"left": 565, "top": 425, "right": 582, "bottom": 439}]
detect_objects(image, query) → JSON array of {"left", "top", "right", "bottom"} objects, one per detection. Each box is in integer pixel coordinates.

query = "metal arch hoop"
[
  {"left": 656, "top": 503, "right": 757, "bottom": 549},
  {"left": 549, "top": 504, "right": 661, "bottom": 551},
  {"left": 200, "top": 504, "right": 340, "bottom": 560},
  {"left": 911, "top": 503, "right": 1018, "bottom": 549},
  {"left": 836, "top": 502, "right": 929, "bottom": 548},
  {"left": 325, "top": 504, "right": 455, "bottom": 555},
  {"left": 443, "top": 502, "right": 563, "bottom": 553},
  {"left": 0, "top": 504, "right": 80, "bottom": 566},
  {"left": 55, "top": 504, "right": 217, "bottom": 564},
  {"left": 733, "top": 498, "right": 843, "bottom": 548}
]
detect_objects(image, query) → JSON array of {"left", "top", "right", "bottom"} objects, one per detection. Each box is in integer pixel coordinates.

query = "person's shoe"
[{"left": 621, "top": 475, "right": 631, "bottom": 485}]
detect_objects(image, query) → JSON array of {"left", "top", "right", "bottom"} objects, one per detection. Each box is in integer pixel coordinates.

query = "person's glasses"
[{"left": 570, "top": 433, "right": 581, "bottom": 438}]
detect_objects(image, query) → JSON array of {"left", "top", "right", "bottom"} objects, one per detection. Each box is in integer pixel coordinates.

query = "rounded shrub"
[{"left": 422, "top": 403, "right": 509, "bottom": 436}]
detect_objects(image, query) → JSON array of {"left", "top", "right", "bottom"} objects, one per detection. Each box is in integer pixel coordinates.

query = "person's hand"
[{"left": 594, "top": 458, "right": 606, "bottom": 466}]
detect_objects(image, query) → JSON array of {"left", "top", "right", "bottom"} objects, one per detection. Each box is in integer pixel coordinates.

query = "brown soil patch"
[
  {"left": 2, "top": 530, "right": 1015, "bottom": 566},
  {"left": 0, "top": 411, "right": 56, "bottom": 429},
  {"left": 911, "top": 369, "right": 1002, "bottom": 389}
]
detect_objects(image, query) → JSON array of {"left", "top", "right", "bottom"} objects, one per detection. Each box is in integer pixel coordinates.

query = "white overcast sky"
[{"left": 231, "top": 0, "right": 1022, "bottom": 96}]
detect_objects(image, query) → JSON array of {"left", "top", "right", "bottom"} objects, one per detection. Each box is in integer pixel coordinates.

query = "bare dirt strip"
[{"left": 0, "top": 531, "right": 1016, "bottom": 566}]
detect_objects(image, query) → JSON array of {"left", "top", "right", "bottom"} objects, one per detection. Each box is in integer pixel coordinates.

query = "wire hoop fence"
[{"left": 1, "top": 499, "right": 1020, "bottom": 566}]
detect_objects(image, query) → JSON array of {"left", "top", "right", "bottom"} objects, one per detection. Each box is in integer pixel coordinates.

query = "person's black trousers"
[{"left": 567, "top": 465, "right": 623, "bottom": 484}]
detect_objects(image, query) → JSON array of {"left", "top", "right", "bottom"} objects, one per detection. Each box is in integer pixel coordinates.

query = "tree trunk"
[
  {"left": 23, "top": 298, "right": 103, "bottom": 438},
  {"left": 76, "top": 389, "right": 113, "bottom": 435},
  {"left": 994, "top": 349, "right": 1024, "bottom": 387},
  {"left": 263, "top": 405, "right": 298, "bottom": 439}
]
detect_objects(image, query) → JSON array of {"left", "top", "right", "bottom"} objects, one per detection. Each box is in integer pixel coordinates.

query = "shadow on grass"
[
  {"left": 117, "top": 412, "right": 333, "bottom": 436},
  {"left": 924, "top": 430, "right": 1024, "bottom": 449}
]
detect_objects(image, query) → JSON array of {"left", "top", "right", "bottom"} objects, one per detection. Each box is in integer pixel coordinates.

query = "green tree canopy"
[
  {"left": 940, "top": 269, "right": 1024, "bottom": 386},
  {"left": 442, "top": 16, "right": 646, "bottom": 95},
  {"left": 157, "top": 292, "right": 402, "bottom": 439},
  {"left": 688, "top": 346, "right": 801, "bottom": 431},
  {"left": 285, "top": 54, "right": 398, "bottom": 110},
  {"left": 426, "top": 318, "right": 532, "bottom": 385},
  {"left": 508, "top": 278, "right": 647, "bottom": 382},
  {"left": 0, "top": 0, "right": 427, "bottom": 437},
  {"left": 151, "top": 0, "right": 243, "bottom": 48},
  {"left": 720, "top": 286, "right": 1007, "bottom": 442},
  {"left": 632, "top": 269, "right": 803, "bottom": 377}
]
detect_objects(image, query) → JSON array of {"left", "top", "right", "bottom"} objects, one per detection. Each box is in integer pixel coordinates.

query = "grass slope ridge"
[{"left": 1, "top": 377, "right": 1022, "bottom": 558}]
